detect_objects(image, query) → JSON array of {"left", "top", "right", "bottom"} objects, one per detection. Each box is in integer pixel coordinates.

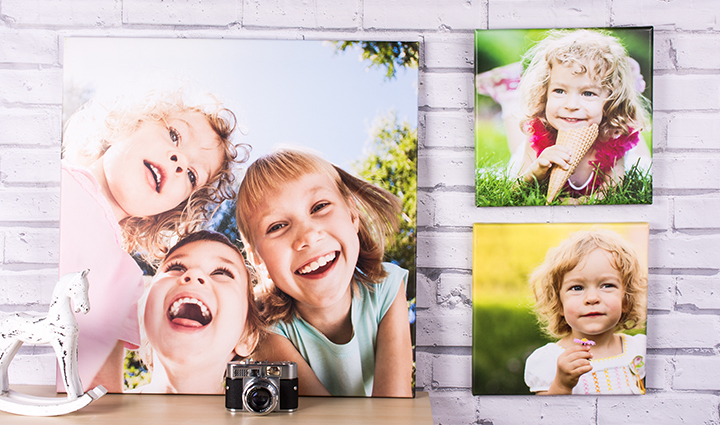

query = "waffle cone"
[{"left": 546, "top": 123, "right": 599, "bottom": 202}]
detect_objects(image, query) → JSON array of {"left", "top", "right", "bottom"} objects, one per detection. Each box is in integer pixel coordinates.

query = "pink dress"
[
  {"left": 527, "top": 119, "right": 640, "bottom": 195},
  {"left": 59, "top": 163, "right": 145, "bottom": 391}
]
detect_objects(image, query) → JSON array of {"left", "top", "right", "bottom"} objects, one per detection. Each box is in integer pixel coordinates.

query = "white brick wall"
[{"left": 1, "top": 1, "right": 719, "bottom": 423}]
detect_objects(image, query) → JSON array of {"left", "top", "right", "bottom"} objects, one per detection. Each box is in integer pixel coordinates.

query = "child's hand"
[
  {"left": 524, "top": 145, "right": 572, "bottom": 182},
  {"left": 548, "top": 344, "right": 593, "bottom": 394}
]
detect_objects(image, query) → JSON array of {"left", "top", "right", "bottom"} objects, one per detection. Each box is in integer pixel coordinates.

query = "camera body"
[{"left": 225, "top": 361, "right": 298, "bottom": 415}]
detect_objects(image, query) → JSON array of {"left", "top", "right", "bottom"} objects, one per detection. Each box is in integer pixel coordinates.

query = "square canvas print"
[
  {"left": 474, "top": 27, "right": 653, "bottom": 206},
  {"left": 60, "top": 38, "right": 418, "bottom": 397},
  {"left": 472, "top": 223, "right": 648, "bottom": 395}
]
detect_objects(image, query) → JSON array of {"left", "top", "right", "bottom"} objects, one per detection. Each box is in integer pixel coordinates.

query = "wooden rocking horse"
[{"left": 0, "top": 270, "right": 106, "bottom": 416}]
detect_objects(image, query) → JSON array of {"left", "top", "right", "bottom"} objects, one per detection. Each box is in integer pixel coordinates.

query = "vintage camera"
[{"left": 225, "top": 361, "right": 298, "bottom": 415}]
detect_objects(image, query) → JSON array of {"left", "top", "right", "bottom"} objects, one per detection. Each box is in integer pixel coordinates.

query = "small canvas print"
[
  {"left": 472, "top": 223, "right": 648, "bottom": 395},
  {"left": 60, "top": 37, "right": 418, "bottom": 397},
  {"left": 474, "top": 27, "right": 653, "bottom": 206}
]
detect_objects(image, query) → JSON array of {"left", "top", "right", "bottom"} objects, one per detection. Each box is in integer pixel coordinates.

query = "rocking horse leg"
[
  {"left": 0, "top": 338, "right": 22, "bottom": 394},
  {"left": 51, "top": 337, "right": 82, "bottom": 400}
]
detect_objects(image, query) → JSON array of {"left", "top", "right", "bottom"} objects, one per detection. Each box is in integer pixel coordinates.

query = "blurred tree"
[
  {"left": 333, "top": 41, "right": 419, "bottom": 80},
  {"left": 353, "top": 113, "right": 417, "bottom": 291}
]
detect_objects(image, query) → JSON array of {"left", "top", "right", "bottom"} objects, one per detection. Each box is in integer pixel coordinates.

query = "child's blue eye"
[
  {"left": 311, "top": 202, "right": 329, "bottom": 214},
  {"left": 187, "top": 169, "right": 197, "bottom": 187},
  {"left": 570, "top": 285, "right": 583, "bottom": 291},
  {"left": 168, "top": 127, "right": 180, "bottom": 146},
  {"left": 582, "top": 91, "right": 597, "bottom": 97}
]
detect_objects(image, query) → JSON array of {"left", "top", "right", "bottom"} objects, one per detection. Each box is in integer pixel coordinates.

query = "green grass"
[{"left": 475, "top": 160, "right": 652, "bottom": 207}]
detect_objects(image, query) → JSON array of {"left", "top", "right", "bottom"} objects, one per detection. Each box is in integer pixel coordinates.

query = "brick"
[
  {"left": 676, "top": 277, "right": 720, "bottom": 310},
  {"left": 422, "top": 34, "right": 473, "bottom": 69},
  {"left": 432, "top": 354, "right": 471, "bottom": 388},
  {"left": 8, "top": 353, "right": 57, "bottom": 386},
  {"left": 645, "top": 354, "right": 670, "bottom": 390},
  {"left": 0, "top": 270, "right": 58, "bottom": 305},
  {"left": 653, "top": 75, "right": 720, "bottom": 111},
  {"left": 653, "top": 32, "right": 676, "bottom": 71},
  {"left": 0, "top": 29, "right": 58, "bottom": 64},
  {"left": 428, "top": 390, "right": 476, "bottom": 425},
  {"left": 478, "top": 396, "right": 596, "bottom": 424},
  {"left": 414, "top": 351, "right": 433, "bottom": 389},
  {"left": 0, "top": 69, "right": 63, "bottom": 105},
  {"left": 667, "top": 114, "right": 720, "bottom": 150},
  {"left": 652, "top": 155, "right": 720, "bottom": 190},
  {"left": 650, "top": 233, "right": 720, "bottom": 269},
  {"left": 489, "top": 0, "right": 607, "bottom": 29},
  {"left": 418, "top": 72, "right": 474, "bottom": 109},
  {"left": 123, "top": 0, "right": 240, "bottom": 26},
  {"left": 415, "top": 272, "right": 434, "bottom": 309},
  {"left": 416, "top": 190, "right": 434, "bottom": 228},
  {"left": 364, "top": 0, "right": 484, "bottom": 31},
  {"left": 416, "top": 308, "right": 471, "bottom": 346},
  {"left": 417, "top": 149, "right": 475, "bottom": 189},
  {"left": 648, "top": 275, "right": 674, "bottom": 311},
  {"left": 417, "top": 231, "right": 472, "bottom": 269},
  {"left": 243, "top": 0, "right": 359, "bottom": 29},
  {"left": 1, "top": 0, "right": 120, "bottom": 27},
  {"left": 647, "top": 315, "right": 720, "bottom": 349},
  {"left": 0, "top": 190, "right": 60, "bottom": 222},
  {"left": 673, "top": 34, "right": 720, "bottom": 70},
  {"left": 437, "top": 273, "right": 471, "bottom": 309},
  {"left": 422, "top": 111, "right": 474, "bottom": 149},
  {"left": 675, "top": 197, "right": 720, "bottom": 229},
  {"left": 674, "top": 357, "right": 720, "bottom": 390},
  {"left": 597, "top": 394, "right": 719, "bottom": 424},
  {"left": 612, "top": 0, "right": 720, "bottom": 31},
  {"left": 5, "top": 228, "right": 60, "bottom": 264},
  {"left": 0, "top": 108, "right": 62, "bottom": 147},
  {"left": 1, "top": 150, "right": 61, "bottom": 185}
]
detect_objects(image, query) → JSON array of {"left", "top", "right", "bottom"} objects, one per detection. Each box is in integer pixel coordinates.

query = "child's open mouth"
[
  {"left": 295, "top": 252, "right": 337, "bottom": 276},
  {"left": 167, "top": 296, "right": 212, "bottom": 328},
  {"left": 144, "top": 160, "right": 164, "bottom": 193}
]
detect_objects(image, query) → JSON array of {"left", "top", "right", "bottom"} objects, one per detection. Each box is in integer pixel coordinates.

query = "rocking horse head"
[{"left": 53, "top": 269, "right": 91, "bottom": 315}]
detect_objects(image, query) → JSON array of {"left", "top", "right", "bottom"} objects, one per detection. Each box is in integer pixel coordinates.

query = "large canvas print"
[
  {"left": 474, "top": 27, "right": 653, "bottom": 206},
  {"left": 472, "top": 223, "right": 648, "bottom": 395},
  {"left": 60, "top": 38, "right": 418, "bottom": 397}
]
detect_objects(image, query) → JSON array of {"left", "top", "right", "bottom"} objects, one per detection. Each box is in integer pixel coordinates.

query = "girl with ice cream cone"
[{"left": 515, "top": 29, "right": 649, "bottom": 202}]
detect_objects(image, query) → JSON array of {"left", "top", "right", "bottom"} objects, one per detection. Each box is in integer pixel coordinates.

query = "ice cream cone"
[{"left": 546, "top": 123, "right": 599, "bottom": 203}]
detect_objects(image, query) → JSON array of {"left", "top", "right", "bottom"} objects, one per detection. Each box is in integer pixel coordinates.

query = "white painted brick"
[
  {"left": 673, "top": 34, "right": 720, "bottom": 70},
  {"left": 1, "top": 0, "right": 120, "bottom": 27},
  {"left": 650, "top": 233, "right": 720, "bottom": 270},
  {"left": 416, "top": 190, "right": 434, "bottom": 228},
  {"left": 676, "top": 277, "right": 720, "bottom": 310},
  {"left": 417, "top": 231, "right": 472, "bottom": 269},
  {"left": 489, "top": 0, "right": 607, "bottom": 29},
  {"left": 597, "top": 394, "right": 719, "bottom": 425},
  {"left": 645, "top": 355, "right": 670, "bottom": 390},
  {"left": 653, "top": 32, "right": 675, "bottom": 71},
  {"left": 648, "top": 275, "right": 674, "bottom": 311},
  {"left": 243, "top": 0, "right": 359, "bottom": 29},
  {"left": 423, "top": 111, "right": 474, "bottom": 149},
  {"left": 416, "top": 272, "right": 434, "bottom": 309},
  {"left": 674, "top": 357, "right": 720, "bottom": 390},
  {"left": 123, "top": 0, "right": 240, "bottom": 26},
  {"left": 422, "top": 34, "right": 473, "bottom": 69},
  {"left": 478, "top": 396, "right": 596, "bottom": 425},
  {"left": 415, "top": 351, "right": 433, "bottom": 389},
  {"left": 675, "top": 197, "right": 720, "bottom": 229},
  {"left": 1, "top": 150, "right": 61, "bottom": 185},
  {"left": 550, "top": 199, "right": 669, "bottom": 231},
  {"left": 0, "top": 69, "right": 63, "bottom": 105},
  {"left": 437, "top": 273, "right": 471, "bottom": 308},
  {"left": 416, "top": 308, "right": 472, "bottom": 346},
  {"left": 364, "top": 0, "right": 484, "bottom": 31},
  {"left": 432, "top": 354, "right": 471, "bottom": 388},
  {"left": 647, "top": 315, "right": 720, "bottom": 349},
  {"left": 653, "top": 75, "right": 720, "bottom": 111},
  {"left": 434, "top": 192, "right": 555, "bottom": 225},
  {"left": 652, "top": 155, "right": 720, "bottom": 190},
  {"left": 612, "top": 0, "right": 720, "bottom": 31},
  {"left": 0, "top": 108, "right": 62, "bottom": 147},
  {"left": 418, "top": 72, "right": 474, "bottom": 109},
  {"left": 8, "top": 353, "right": 57, "bottom": 386},
  {"left": 0, "top": 270, "right": 57, "bottom": 305},
  {"left": 417, "top": 149, "right": 474, "bottom": 189},
  {"left": 0, "top": 190, "right": 59, "bottom": 222},
  {"left": 0, "top": 29, "right": 58, "bottom": 64},
  {"left": 667, "top": 114, "right": 720, "bottom": 150},
  {"left": 5, "top": 228, "right": 59, "bottom": 264},
  {"left": 428, "top": 391, "right": 477, "bottom": 425}
]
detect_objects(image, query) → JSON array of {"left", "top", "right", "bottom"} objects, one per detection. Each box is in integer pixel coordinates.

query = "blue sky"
[{"left": 63, "top": 38, "right": 418, "bottom": 171}]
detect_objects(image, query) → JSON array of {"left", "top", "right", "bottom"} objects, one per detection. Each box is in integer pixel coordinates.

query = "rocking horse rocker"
[{"left": 0, "top": 270, "right": 107, "bottom": 416}]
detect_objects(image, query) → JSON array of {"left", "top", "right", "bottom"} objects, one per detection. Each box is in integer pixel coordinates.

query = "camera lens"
[
  {"left": 243, "top": 380, "right": 278, "bottom": 415},
  {"left": 248, "top": 388, "right": 272, "bottom": 411}
]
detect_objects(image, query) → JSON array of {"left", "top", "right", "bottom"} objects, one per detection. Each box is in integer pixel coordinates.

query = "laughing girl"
[
  {"left": 60, "top": 90, "right": 246, "bottom": 392},
  {"left": 236, "top": 149, "right": 413, "bottom": 397}
]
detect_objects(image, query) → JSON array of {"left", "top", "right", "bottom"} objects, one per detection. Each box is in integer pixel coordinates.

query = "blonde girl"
[
  {"left": 59, "top": 89, "right": 247, "bottom": 392},
  {"left": 524, "top": 230, "right": 647, "bottom": 395},
  {"left": 236, "top": 149, "right": 413, "bottom": 397},
  {"left": 517, "top": 29, "right": 650, "bottom": 200}
]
